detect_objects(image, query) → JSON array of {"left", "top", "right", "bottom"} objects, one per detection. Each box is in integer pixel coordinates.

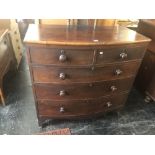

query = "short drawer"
[
  {"left": 34, "top": 77, "right": 134, "bottom": 100},
  {"left": 32, "top": 61, "right": 141, "bottom": 83},
  {"left": 29, "top": 47, "right": 94, "bottom": 66},
  {"left": 96, "top": 46, "right": 146, "bottom": 65},
  {"left": 37, "top": 92, "right": 128, "bottom": 117}
]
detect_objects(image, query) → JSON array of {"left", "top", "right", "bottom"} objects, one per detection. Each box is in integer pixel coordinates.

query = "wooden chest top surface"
[{"left": 24, "top": 24, "right": 150, "bottom": 46}]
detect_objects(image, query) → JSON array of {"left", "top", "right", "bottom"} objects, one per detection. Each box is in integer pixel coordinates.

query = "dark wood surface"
[
  {"left": 30, "top": 47, "right": 94, "bottom": 66},
  {"left": 37, "top": 92, "right": 128, "bottom": 117},
  {"left": 135, "top": 19, "right": 155, "bottom": 101},
  {"left": 137, "top": 20, "right": 155, "bottom": 40},
  {"left": 34, "top": 77, "right": 134, "bottom": 100},
  {"left": 135, "top": 49, "right": 155, "bottom": 100},
  {"left": 24, "top": 24, "right": 150, "bottom": 46},
  {"left": 24, "top": 24, "right": 150, "bottom": 125},
  {"left": 29, "top": 45, "right": 146, "bottom": 66},
  {"left": 32, "top": 61, "right": 141, "bottom": 83},
  {"left": 147, "top": 41, "right": 155, "bottom": 53}
]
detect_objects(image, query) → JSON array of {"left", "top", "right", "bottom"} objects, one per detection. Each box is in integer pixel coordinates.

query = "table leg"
[{"left": 0, "top": 88, "right": 5, "bottom": 106}]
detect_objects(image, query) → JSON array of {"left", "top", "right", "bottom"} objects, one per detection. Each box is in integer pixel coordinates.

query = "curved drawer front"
[
  {"left": 34, "top": 77, "right": 134, "bottom": 100},
  {"left": 96, "top": 46, "right": 145, "bottom": 65},
  {"left": 30, "top": 47, "right": 94, "bottom": 66},
  {"left": 37, "top": 92, "right": 128, "bottom": 117},
  {"left": 32, "top": 61, "right": 141, "bottom": 83}
]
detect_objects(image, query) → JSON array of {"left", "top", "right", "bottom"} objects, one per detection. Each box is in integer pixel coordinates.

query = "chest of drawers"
[{"left": 24, "top": 24, "right": 150, "bottom": 126}]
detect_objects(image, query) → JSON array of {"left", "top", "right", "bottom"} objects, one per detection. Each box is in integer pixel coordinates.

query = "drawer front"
[
  {"left": 29, "top": 47, "right": 94, "bottom": 66},
  {"left": 96, "top": 46, "right": 145, "bottom": 65},
  {"left": 32, "top": 61, "right": 141, "bottom": 83},
  {"left": 37, "top": 93, "right": 128, "bottom": 117},
  {"left": 34, "top": 77, "right": 134, "bottom": 100},
  {"left": 0, "top": 36, "right": 10, "bottom": 74},
  {"left": 0, "top": 36, "right": 9, "bottom": 57}
]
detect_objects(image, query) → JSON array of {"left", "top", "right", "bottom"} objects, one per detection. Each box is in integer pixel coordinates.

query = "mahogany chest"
[{"left": 24, "top": 24, "right": 150, "bottom": 126}]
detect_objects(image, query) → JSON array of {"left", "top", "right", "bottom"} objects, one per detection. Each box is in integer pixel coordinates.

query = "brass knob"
[
  {"left": 59, "top": 54, "right": 67, "bottom": 62},
  {"left": 59, "top": 90, "right": 66, "bottom": 96},
  {"left": 120, "top": 52, "right": 127, "bottom": 59},
  {"left": 115, "top": 69, "right": 122, "bottom": 75},
  {"left": 106, "top": 102, "right": 112, "bottom": 107},
  {"left": 60, "top": 107, "right": 64, "bottom": 113},
  {"left": 111, "top": 86, "right": 117, "bottom": 92},
  {"left": 59, "top": 73, "right": 66, "bottom": 80}
]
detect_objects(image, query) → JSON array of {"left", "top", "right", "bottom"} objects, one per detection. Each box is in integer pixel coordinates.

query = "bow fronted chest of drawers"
[{"left": 24, "top": 24, "right": 150, "bottom": 126}]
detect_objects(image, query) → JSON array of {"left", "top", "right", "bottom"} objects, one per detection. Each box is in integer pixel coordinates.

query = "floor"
[{"left": 0, "top": 50, "right": 155, "bottom": 135}]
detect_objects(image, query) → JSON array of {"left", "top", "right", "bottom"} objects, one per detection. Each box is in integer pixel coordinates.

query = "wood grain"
[{"left": 24, "top": 24, "right": 150, "bottom": 46}]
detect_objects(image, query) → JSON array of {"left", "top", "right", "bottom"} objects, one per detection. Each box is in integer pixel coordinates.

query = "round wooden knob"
[
  {"left": 60, "top": 107, "right": 64, "bottom": 113},
  {"left": 106, "top": 102, "right": 112, "bottom": 107},
  {"left": 89, "top": 83, "right": 93, "bottom": 87},
  {"left": 59, "top": 54, "right": 67, "bottom": 62},
  {"left": 91, "top": 66, "right": 95, "bottom": 71},
  {"left": 111, "top": 86, "right": 117, "bottom": 92},
  {"left": 115, "top": 69, "right": 122, "bottom": 75},
  {"left": 120, "top": 52, "right": 127, "bottom": 59},
  {"left": 59, "top": 73, "right": 66, "bottom": 80},
  {"left": 59, "top": 90, "right": 66, "bottom": 96}
]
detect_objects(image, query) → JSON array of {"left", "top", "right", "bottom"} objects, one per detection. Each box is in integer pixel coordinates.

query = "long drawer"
[
  {"left": 34, "top": 77, "right": 134, "bottom": 100},
  {"left": 37, "top": 92, "right": 128, "bottom": 118},
  {"left": 31, "top": 61, "right": 141, "bottom": 83},
  {"left": 29, "top": 45, "right": 145, "bottom": 66}
]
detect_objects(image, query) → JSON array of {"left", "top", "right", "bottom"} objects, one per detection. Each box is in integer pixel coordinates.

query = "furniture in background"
[
  {"left": 0, "top": 19, "right": 23, "bottom": 68},
  {"left": 37, "top": 19, "right": 118, "bottom": 27},
  {"left": 118, "top": 19, "right": 139, "bottom": 31},
  {"left": 135, "top": 19, "right": 155, "bottom": 102},
  {"left": 38, "top": 19, "right": 73, "bottom": 25},
  {"left": 24, "top": 24, "right": 150, "bottom": 126},
  {"left": 17, "top": 19, "right": 34, "bottom": 41},
  {"left": 0, "top": 29, "right": 16, "bottom": 105}
]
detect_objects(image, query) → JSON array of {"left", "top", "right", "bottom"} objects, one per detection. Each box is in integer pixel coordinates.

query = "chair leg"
[{"left": 0, "top": 88, "right": 5, "bottom": 106}]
